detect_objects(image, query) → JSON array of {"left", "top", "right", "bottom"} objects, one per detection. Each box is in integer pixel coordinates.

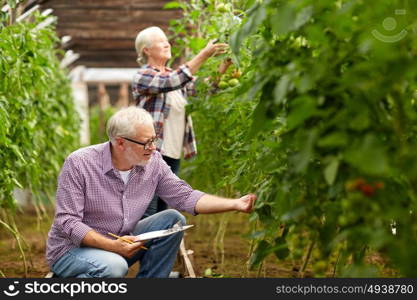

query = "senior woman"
[{"left": 132, "top": 26, "right": 228, "bottom": 217}]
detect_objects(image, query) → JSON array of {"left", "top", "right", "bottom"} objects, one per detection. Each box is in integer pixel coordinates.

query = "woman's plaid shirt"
[{"left": 132, "top": 64, "right": 197, "bottom": 159}]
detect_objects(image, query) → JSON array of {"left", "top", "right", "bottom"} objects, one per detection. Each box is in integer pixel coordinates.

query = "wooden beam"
[
  {"left": 51, "top": 9, "right": 181, "bottom": 23},
  {"left": 70, "top": 39, "right": 135, "bottom": 50},
  {"left": 45, "top": 0, "right": 180, "bottom": 10},
  {"left": 75, "top": 60, "right": 139, "bottom": 68},
  {"left": 55, "top": 20, "right": 171, "bottom": 31},
  {"left": 58, "top": 25, "right": 170, "bottom": 39},
  {"left": 73, "top": 47, "right": 137, "bottom": 60}
]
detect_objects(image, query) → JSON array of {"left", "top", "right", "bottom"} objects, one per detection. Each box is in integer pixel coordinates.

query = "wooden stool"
[{"left": 179, "top": 237, "right": 197, "bottom": 278}]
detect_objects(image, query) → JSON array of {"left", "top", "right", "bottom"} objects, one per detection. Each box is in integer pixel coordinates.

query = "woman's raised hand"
[{"left": 203, "top": 39, "right": 229, "bottom": 57}]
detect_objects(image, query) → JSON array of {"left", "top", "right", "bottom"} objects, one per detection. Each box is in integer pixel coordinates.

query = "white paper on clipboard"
[{"left": 133, "top": 224, "right": 194, "bottom": 242}]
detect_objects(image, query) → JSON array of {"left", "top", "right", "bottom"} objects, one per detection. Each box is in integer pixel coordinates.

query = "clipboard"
[{"left": 133, "top": 223, "right": 194, "bottom": 242}]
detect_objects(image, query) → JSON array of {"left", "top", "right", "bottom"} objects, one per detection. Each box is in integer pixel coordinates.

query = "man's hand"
[
  {"left": 113, "top": 236, "right": 146, "bottom": 259},
  {"left": 234, "top": 194, "right": 257, "bottom": 213},
  {"left": 82, "top": 230, "right": 146, "bottom": 258}
]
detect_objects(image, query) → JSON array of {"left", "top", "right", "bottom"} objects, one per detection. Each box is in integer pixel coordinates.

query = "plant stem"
[{"left": 300, "top": 239, "right": 316, "bottom": 278}]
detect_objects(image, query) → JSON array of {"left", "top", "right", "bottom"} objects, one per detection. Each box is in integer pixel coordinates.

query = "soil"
[{"left": 0, "top": 207, "right": 397, "bottom": 278}]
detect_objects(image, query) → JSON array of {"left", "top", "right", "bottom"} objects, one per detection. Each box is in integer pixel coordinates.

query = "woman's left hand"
[{"left": 203, "top": 40, "right": 229, "bottom": 57}]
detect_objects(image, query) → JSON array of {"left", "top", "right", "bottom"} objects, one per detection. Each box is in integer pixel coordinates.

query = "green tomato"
[
  {"left": 338, "top": 215, "right": 348, "bottom": 226},
  {"left": 232, "top": 69, "right": 242, "bottom": 78},
  {"left": 218, "top": 81, "right": 229, "bottom": 89},
  {"left": 221, "top": 74, "right": 231, "bottom": 80},
  {"left": 341, "top": 198, "right": 351, "bottom": 210},
  {"left": 217, "top": 3, "right": 227, "bottom": 13},
  {"left": 228, "top": 78, "right": 239, "bottom": 87},
  {"left": 204, "top": 268, "right": 213, "bottom": 276}
]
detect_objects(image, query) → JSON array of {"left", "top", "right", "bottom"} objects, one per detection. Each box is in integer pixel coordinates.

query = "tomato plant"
[
  {"left": 167, "top": 0, "right": 417, "bottom": 277},
  {"left": 0, "top": 12, "right": 80, "bottom": 212}
]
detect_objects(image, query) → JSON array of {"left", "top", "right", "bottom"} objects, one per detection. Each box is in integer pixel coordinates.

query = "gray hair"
[
  {"left": 107, "top": 106, "right": 154, "bottom": 143},
  {"left": 134, "top": 26, "right": 166, "bottom": 66}
]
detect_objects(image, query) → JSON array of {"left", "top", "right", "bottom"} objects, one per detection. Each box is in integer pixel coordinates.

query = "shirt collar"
[
  {"left": 145, "top": 64, "right": 172, "bottom": 72},
  {"left": 102, "top": 142, "right": 114, "bottom": 174}
]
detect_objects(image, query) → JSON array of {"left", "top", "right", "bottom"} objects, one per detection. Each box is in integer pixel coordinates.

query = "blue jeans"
[
  {"left": 51, "top": 209, "right": 186, "bottom": 278},
  {"left": 142, "top": 155, "right": 181, "bottom": 218}
]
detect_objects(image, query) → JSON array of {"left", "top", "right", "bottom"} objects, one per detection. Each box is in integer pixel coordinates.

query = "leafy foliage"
[
  {"left": 168, "top": 0, "right": 417, "bottom": 276},
  {"left": 89, "top": 105, "right": 116, "bottom": 145},
  {"left": 0, "top": 13, "right": 80, "bottom": 210}
]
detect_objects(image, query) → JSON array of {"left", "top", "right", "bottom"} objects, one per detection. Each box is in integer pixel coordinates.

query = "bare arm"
[
  {"left": 186, "top": 40, "right": 228, "bottom": 74},
  {"left": 195, "top": 194, "right": 256, "bottom": 214}
]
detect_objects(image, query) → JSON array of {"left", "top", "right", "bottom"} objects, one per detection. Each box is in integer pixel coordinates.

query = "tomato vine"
[
  {"left": 167, "top": 0, "right": 417, "bottom": 276},
  {"left": 0, "top": 12, "right": 80, "bottom": 212}
]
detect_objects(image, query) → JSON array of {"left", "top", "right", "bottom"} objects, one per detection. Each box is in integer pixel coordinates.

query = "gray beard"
[
  {"left": 125, "top": 147, "right": 152, "bottom": 167},
  {"left": 135, "top": 156, "right": 152, "bottom": 167}
]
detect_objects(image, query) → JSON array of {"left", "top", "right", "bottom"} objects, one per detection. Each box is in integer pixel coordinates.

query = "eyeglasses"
[{"left": 121, "top": 137, "right": 156, "bottom": 150}]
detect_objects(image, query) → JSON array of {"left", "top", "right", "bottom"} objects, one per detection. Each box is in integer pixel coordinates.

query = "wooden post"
[
  {"left": 69, "top": 66, "right": 90, "bottom": 145},
  {"left": 97, "top": 83, "right": 110, "bottom": 141},
  {"left": 116, "top": 82, "right": 129, "bottom": 108}
]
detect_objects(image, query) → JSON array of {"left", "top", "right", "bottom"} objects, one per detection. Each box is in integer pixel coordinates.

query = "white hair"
[
  {"left": 106, "top": 106, "right": 154, "bottom": 143},
  {"left": 134, "top": 26, "right": 167, "bottom": 66}
]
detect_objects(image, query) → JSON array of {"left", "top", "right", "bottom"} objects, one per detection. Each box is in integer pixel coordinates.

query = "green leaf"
[
  {"left": 344, "top": 134, "right": 389, "bottom": 176},
  {"left": 10, "top": 145, "right": 26, "bottom": 164},
  {"left": 273, "top": 75, "right": 290, "bottom": 105},
  {"left": 324, "top": 157, "right": 339, "bottom": 185},
  {"left": 290, "top": 129, "right": 318, "bottom": 173},
  {"left": 249, "top": 240, "right": 271, "bottom": 269},
  {"left": 281, "top": 206, "right": 306, "bottom": 222},
  {"left": 273, "top": 236, "right": 290, "bottom": 260},
  {"left": 11, "top": 177, "right": 23, "bottom": 189},
  {"left": 189, "top": 37, "right": 206, "bottom": 53},
  {"left": 318, "top": 131, "right": 348, "bottom": 148},
  {"left": 249, "top": 81, "right": 275, "bottom": 137},
  {"left": 270, "top": 4, "right": 312, "bottom": 35},
  {"left": 349, "top": 110, "right": 370, "bottom": 131},
  {"left": 287, "top": 96, "right": 317, "bottom": 131},
  {"left": 294, "top": 5, "right": 313, "bottom": 29},
  {"left": 270, "top": 4, "right": 296, "bottom": 35},
  {"left": 231, "top": 3, "right": 266, "bottom": 53},
  {"left": 163, "top": 1, "right": 184, "bottom": 10}
]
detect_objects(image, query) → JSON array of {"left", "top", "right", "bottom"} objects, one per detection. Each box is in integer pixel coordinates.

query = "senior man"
[{"left": 46, "top": 106, "right": 256, "bottom": 278}]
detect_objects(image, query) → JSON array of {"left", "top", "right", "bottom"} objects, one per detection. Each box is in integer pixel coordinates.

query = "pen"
[{"left": 107, "top": 232, "right": 148, "bottom": 250}]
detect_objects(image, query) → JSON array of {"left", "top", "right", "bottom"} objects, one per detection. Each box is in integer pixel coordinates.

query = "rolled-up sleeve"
[
  {"left": 54, "top": 156, "right": 92, "bottom": 246},
  {"left": 154, "top": 154, "right": 205, "bottom": 215},
  {"left": 132, "top": 64, "right": 195, "bottom": 95}
]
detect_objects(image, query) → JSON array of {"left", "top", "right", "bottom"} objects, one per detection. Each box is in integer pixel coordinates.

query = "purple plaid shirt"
[
  {"left": 46, "top": 142, "right": 204, "bottom": 267},
  {"left": 132, "top": 64, "right": 197, "bottom": 159}
]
